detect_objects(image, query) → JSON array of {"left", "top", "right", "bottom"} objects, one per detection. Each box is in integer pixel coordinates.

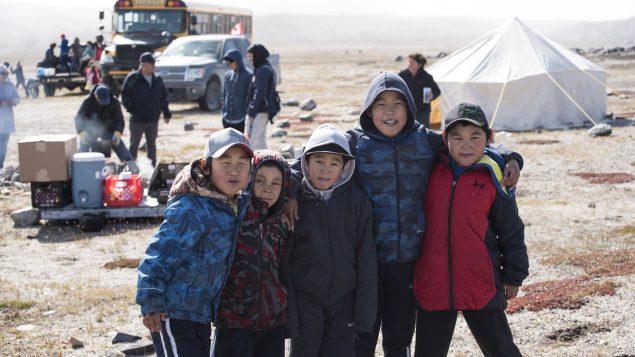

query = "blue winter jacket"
[
  {"left": 222, "top": 49, "right": 253, "bottom": 124},
  {"left": 136, "top": 190, "right": 249, "bottom": 323}
]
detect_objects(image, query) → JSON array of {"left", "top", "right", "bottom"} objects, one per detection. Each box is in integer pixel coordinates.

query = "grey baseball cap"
[{"left": 204, "top": 128, "right": 254, "bottom": 159}]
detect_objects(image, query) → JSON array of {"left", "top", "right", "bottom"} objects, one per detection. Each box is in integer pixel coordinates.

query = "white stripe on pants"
[{"left": 245, "top": 113, "right": 268, "bottom": 150}]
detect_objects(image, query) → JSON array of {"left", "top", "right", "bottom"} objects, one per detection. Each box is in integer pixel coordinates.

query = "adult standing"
[
  {"left": 221, "top": 49, "right": 252, "bottom": 132},
  {"left": 245, "top": 44, "right": 276, "bottom": 150},
  {"left": 59, "top": 34, "right": 70, "bottom": 73},
  {"left": 8, "top": 61, "right": 26, "bottom": 96},
  {"left": 121, "top": 52, "right": 171, "bottom": 168},
  {"left": 398, "top": 53, "right": 441, "bottom": 128},
  {"left": 70, "top": 37, "right": 82, "bottom": 72},
  {"left": 45, "top": 43, "right": 58, "bottom": 68},
  {"left": 0, "top": 65, "right": 19, "bottom": 170}
]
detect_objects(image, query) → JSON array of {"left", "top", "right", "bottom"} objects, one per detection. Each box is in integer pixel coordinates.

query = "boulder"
[
  {"left": 10, "top": 207, "right": 40, "bottom": 227},
  {"left": 300, "top": 99, "right": 317, "bottom": 111},
  {"left": 279, "top": 143, "right": 295, "bottom": 159},
  {"left": 588, "top": 123, "right": 612, "bottom": 137},
  {"left": 395, "top": 55, "right": 404, "bottom": 62},
  {"left": 285, "top": 99, "right": 300, "bottom": 107},
  {"left": 276, "top": 120, "right": 291, "bottom": 128},
  {"left": 299, "top": 113, "right": 313, "bottom": 122},
  {"left": 70, "top": 336, "right": 84, "bottom": 349},
  {"left": 121, "top": 343, "right": 155, "bottom": 355},
  {"left": 271, "top": 129, "right": 287, "bottom": 138},
  {"left": 112, "top": 332, "right": 142, "bottom": 344}
]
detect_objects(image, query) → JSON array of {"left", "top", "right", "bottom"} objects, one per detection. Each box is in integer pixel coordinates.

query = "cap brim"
[
  {"left": 97, "top": 97, "right": 111, "bottom": 106},
  {"left": 211, "top": 143, "right": 254, "bottom": 159},
  {"left": 304, "top": 150, "right": 355, "bottom": 160},
  {"left": 445, "top": 118, "right": 487, "bottom": 130}
]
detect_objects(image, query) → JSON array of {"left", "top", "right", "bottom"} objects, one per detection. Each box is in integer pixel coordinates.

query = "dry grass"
[
  {"left": 103, "top": 257, "right": 141, "bottom": 270},
  {"left": 518, "top": 139, "right": 561, "bottom": 145},
  {"left": 543, "top": 248, "right": 635, "bottom": 278},
  {"left": 569, "top": 172, "right": 635, "bottom": 184},
  {"left": 507, "top": 276, "right": 618, "bottom": 314},
  {"left": 0, "top": 299, "right": 36, "bottom": 310}
]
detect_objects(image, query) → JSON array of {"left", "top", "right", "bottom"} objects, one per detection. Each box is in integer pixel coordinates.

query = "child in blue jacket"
[{"left": 136, "top": 128, "right": 253, "bottom": 357}]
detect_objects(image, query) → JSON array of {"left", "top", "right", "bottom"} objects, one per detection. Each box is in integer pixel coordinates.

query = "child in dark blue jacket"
[
  {"left": 221, "top": 49, "right": 253, "bottom": 132},
  {"left": 136, "top": 128, "right": 253, "bottom": 357}
]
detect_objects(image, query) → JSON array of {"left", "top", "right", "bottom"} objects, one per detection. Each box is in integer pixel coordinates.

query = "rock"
[
  {"left": 588, "top": 123, "right": 612, "bottom": 137},
  {"left": 285, "top": 99, "right": 300, "bottom": 107},
  {"left": 13, "top": 182, "right": 30, "bottom": 190},
  {"left": 395, "top": 55, "right": 404, "bottom": 62},
  {"left": 16, "top": 324, "right": 35, "bottom": 332},
  {"left": 300, "top": 99, "right": 317, "bottom": 111},
  {"left": 299, "top": 113, "right": 313, "bottom": 122},
  {"left": 437, "top": 52, "right": 449, "bottom": 58},
  {"left": 271, "top": 129, "right": 287, "bottom": 138},
  {"left": 70, "top": 336, "right": 84, "bottom": 349},
  {"left": 10, "top": 207, "right": 40, "bottom": 227},
  {"left": 348, "top": 110, "right": 361, "bottom": 116},
  {"left": 42, "top": 310, "right": 56, "bottom": 316},
  {"left": 112, "top": 332, "right": 142, "bottom": 344},
  {"left": 1, "top": 189, "right": 10, "bottom": 196},
  {"left": 279, "top": 143, "right": 295, "bottom": 159},
  {"left": 121, "top": 343, "right": 155, "bottom": 355},
  {"left": 276, "top": 119, "right": 291, "bottom": 128},
  {"left": 183, "top": 122, "right": 195, "bottom": 131}
]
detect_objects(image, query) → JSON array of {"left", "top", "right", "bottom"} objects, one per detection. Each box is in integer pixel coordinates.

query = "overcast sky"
[{"left": 1, "top": 0, "right": 633, "bottom": 21}]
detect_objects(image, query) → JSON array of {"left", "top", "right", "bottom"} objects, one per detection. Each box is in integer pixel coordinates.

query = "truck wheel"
[
  {"left": 44, "top": 83, "right": 56, "bottom": 97},
  {"left": 198, "top": 81, "right": 221, "bottom": 111}
]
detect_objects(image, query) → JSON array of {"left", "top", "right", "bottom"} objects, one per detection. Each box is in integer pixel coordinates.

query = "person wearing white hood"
[
  {"left": 285, "top": 124, "right": 377, "bottom": 357},
  {"left": 0, "top": 65, "right": 19, "bottom": 170}
]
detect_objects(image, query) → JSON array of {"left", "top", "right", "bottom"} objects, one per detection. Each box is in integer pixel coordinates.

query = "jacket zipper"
[
  {"left": 392, "top": 140, "right": 402, "bottom": 262},
  {"left": 324, "top": 198, "right": 335, "bottom": 303},
  {"left": 257, "top": 222, "right": 264, "bottom": 327},
  {"left": 448, "top": 178, "right": 457, "bottom": 310}
]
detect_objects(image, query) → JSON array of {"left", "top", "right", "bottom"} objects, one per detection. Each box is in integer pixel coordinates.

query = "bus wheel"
[
  {"left": 199, "top": 81, "right": 221, "bottom": 111},
  {"left": 43, "top": 83, "right": 56, "bottom": 97}
]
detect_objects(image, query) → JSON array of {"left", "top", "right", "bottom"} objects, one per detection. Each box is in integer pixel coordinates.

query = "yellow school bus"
[{"left": 100, "top": 0, "right": 252, "bottom": 92}]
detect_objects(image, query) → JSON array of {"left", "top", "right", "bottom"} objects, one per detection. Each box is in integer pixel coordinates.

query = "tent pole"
[{"left": 545, "top": 72, "right": 598, "bottom": 126}]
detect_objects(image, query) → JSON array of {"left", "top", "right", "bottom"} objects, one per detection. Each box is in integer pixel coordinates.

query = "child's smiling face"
[{"left": 370, "top": 90, "right": 409, "bottom": 138}]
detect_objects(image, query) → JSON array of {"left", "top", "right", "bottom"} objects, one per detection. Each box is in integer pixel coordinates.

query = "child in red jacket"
[{"left": 413, "top": 102, "right": 528, "bottom": 357}]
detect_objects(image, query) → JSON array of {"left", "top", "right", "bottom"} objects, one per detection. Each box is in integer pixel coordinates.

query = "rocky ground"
[{"left": 0, "top": 49, "right": 634, "bottom": 356}]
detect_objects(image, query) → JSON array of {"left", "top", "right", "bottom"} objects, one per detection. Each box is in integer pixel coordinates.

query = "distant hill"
[{"left": 254, "top": 15, "right": 635, "bottom": 52}]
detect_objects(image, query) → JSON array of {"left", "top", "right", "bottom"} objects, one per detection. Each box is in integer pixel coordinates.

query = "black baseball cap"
[
  {"left": 139, "top": 52, "right": 156, "bottom": 64},
  {"left": 94, "top": 85, "right": 111, "bottom": 106},
  {"left": 444, "top": 102, "right": 489, "bottom": 133}
]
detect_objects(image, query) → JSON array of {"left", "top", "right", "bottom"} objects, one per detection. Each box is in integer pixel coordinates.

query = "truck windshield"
[
  {"left": 161, "top": 40, "right": 222, "bottom": 58},
  {"left": 114, "top": 10, "right": 185, "bottom": 33}
]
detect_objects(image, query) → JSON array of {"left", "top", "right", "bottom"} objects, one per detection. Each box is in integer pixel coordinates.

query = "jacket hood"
[
  {"left": 359, "top": 72, "right": 418, "bottom": 136},
  {"left": 301, "top": 124, "right": 355, "bottom": 200},
  {"left": 223, "top": 49, "right": 246, "bottom": 70},
  {"left": 249, "top": 150, "right": 291, "bottom": 216},
  {"left": 247, "top": 44, "right": 270, "bottom": 68}
]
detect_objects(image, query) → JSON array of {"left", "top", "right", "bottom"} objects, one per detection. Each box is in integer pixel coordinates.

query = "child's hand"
[
  {"left": 142, "top": 312, "right": 168, "bottom": 332},
  {"left": 501, "top": 159, "right": 520, "bottom": 190},
  {"left": 283, "top": 198, "right": 299, "bottom": 231},
  {"left": 504, "top": 284, "right": 520, "bottom": 300}
]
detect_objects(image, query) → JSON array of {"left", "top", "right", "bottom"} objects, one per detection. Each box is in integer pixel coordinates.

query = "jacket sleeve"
[
  {"left": 287, "top": 159, "right": 303, "bottom": 199},
  {"left": 159, "top": 79, "right": 171, "bottom": 117},
  {"left": 281, "top": 233, "right": 300, "bottom": 337},
  {"left": 247, "top": 67, "right": 273, "bottom": 117},
  {"left": 489, "top": 195, "right": 529, "bottom": 287},
  {"left": 429, "top": 73, "right": 441, "bottom": 100},
  {"left": 112, "top": 101, "right": 125, "bottom": 133},
  {"left": 120, "top": 74, "right": 135, "bottom": 113},
  {"left": 354, "top": 194, "right": 378, "bottom": 333},
  {"left": 74, "top": 99, "right": 90, "bottom": 133},
  {"left": 135, "top": 199, "right": 207, "bottom": 315},
  {"left": 222, "top": 72, "right": 230, "bottom": 118}
]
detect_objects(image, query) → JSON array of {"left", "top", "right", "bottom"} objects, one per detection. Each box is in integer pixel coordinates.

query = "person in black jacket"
[
  {"left": 121, "top": 52, "right": 172, "bottom": 167},
  {"left": 398, "top": 53, "right": 441, "bottom": 128},
  {"left": 286, "top": 124, "right": 377, "bottom": 357},
  {"left": 75, "top": 85, "right": 136, "bottom": 169},
  {"left": 245, "top": 44, "right": 276, "bottom": 150}
]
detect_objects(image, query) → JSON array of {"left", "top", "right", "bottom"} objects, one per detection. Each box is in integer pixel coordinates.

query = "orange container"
[{"left": 104, "top": 173, "right": 143, "bottom": 207}]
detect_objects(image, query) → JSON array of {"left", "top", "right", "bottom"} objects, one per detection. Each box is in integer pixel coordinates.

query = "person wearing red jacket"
[{"left": 413, "top": 102, "right": 528, "bottom": 357}]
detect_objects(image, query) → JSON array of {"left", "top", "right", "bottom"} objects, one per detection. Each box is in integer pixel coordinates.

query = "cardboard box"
[{"left": 18, "top": 135, "right": 77, "bottom": 182}]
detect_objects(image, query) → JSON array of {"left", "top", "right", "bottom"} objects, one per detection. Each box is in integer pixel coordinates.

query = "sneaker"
[{"left": 126, "top": 161, "right": 140, "bottom": 175}]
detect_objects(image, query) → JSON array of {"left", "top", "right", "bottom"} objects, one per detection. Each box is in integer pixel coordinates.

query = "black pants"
[
  {"left": 222, "top": 119, "right": 245, "bottom": 133},
  {"left": 416, "top": 110, "right": 431, "bottom": 129},
  {"left": 415, "top": 309, "right": 522, "bottom": 357},
  {"left": 290, "top": 292, "right": 355, "bottom": 357},
  {"left": 151, "top": 318, "right": 211, "bottom": 357},
  {"left": 212, "top": 324, "right": 285, "bottom": 357},
  {"left": 355, "top": 262, "right": 416, "bottom": 357},
  {"left": 129, "top": 120, "right": 159, "bottom": 166}
]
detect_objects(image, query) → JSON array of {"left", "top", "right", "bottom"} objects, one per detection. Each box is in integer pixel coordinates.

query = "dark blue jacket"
[
  {"left": 246, "top": 60, "right": 276, "bottom": 118},
  {"left": 136, "top": 192, "right": 249, "bottom": 323},
  {"left": 121, "top": 70, "right": 171, "bottom": 123},
  {"left": 222, "top": 50, "right": 253, "bottom": 124}
]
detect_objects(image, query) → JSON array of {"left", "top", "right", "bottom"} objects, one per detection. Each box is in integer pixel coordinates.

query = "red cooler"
[{"left": 104, "top": 172, "right": 143, "bottom": 207}]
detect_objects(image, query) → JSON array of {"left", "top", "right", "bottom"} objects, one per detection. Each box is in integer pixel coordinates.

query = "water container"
[{"left": 72, "top": 152, "right": 106, "bottom": 208}]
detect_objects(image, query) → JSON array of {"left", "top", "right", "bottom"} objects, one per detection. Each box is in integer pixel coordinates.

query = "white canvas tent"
[{"left": 429, "top": 18, "right": 607, "bottom": 131}]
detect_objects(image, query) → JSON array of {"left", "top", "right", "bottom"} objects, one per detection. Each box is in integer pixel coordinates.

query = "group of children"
[{"left": 136, "top": 72, "right": 529, "bottom": 357}]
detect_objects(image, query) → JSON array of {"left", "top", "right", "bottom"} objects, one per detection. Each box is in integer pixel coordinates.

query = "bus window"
[{"left": 115, "top": 9, "right": 186, "bottom": 33}]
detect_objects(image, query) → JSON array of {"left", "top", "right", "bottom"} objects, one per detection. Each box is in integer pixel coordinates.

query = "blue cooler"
[{"left": 72, "top": 152, "right": 106, "bottom": 208}]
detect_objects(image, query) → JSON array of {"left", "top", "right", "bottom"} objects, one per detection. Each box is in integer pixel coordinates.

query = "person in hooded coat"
[
  {"left": 0, "top": 65, "right": 19, "bottom": 170},
  {"left": 245, "top": 44, "right": 277, "bottom": 150},
  {"left": 221, "top": 49, "right": 253, "bottom": 132}
]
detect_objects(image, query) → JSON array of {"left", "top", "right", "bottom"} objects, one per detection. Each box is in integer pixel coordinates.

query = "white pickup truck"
[{"left": 155, "top": 34, "right": 282, "bottom": 111}]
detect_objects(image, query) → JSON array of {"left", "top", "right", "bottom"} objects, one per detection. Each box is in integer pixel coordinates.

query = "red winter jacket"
[{"left": 413, "top": 155, "right": 528, "bottom": 311}]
